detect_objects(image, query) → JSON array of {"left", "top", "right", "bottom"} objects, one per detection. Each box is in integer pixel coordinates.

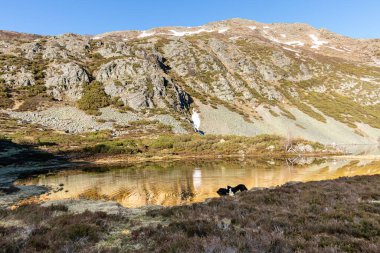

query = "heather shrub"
[{"left": 77, "top": 81, "right": 110, "bottom": 115}]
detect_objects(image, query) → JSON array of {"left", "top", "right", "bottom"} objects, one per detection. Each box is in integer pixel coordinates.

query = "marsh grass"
[{"left": 80, "top": 134, "right": 322, "bottom": 157}]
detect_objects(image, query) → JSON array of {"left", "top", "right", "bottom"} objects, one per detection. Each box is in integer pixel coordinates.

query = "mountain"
[{"left": 1, "top": 18, "right": 380, "bottom": 144}]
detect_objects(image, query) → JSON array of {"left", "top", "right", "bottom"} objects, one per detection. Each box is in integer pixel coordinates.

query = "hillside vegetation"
[{"left": 0, "top": 19, "right": 379, "bottom": 143}]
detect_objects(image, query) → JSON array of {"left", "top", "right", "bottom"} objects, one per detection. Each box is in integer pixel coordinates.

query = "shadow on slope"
[{"left": 0, "top": 138, "right": 74, "bottom": 188}]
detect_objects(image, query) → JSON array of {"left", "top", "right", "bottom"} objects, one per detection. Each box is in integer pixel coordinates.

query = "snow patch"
[
  {"left": 229, "top": 36, "right": 241, "bottom": 40},
  {"left": 280, "top": 34, "right": 287, "bottom": 38},
  {"left": 247, "top": 26, "right": 257, "bottom": 30},
  {"left": 169, "top": 28, "right": 213, "bottom": 37},
  {"left": 283, "top": 47, "right": 300, "bottom": 53},
  {"left": 263, "top": 26, "right": 270, "bottom": 29},
  {"left": 267, "top": 36, "right": 280, "bottom": 43},
  {"left": 138, "top": 30, "right": 155, "bottom": 38},
  {"left": 360, "top": 77, "right": 375, "bottom": 82},
  {"left": 191, "top": 109, "right": 201, "bottom": 131},
  {"left": 218, "top": 27, "right": 230, "bottom": 33},
  {"left": 309, "top": 34, "right": 328, "bottom": 49},
  {"left": 343, "top": 47, "right": 352, "bottom": 52},
  {"left": 372, "top": 58, "right": 380, "bottom": 66},
  {"left": 283, "top": 41, "right": 305, "bottom": 47},
  {"left": 327, "top": 46, "right": 345, "bottom": 52},
  {"left": 93, "top": 36, "right": 102, "bottom": 40}
]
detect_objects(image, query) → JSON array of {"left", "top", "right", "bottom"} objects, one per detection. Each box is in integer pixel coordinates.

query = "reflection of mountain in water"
[
  {"left": 338, "top": 144, "right": 380, "bottom": 156},
  {"left": 16, "top": 158, "right": 380, "bottom": 208}
]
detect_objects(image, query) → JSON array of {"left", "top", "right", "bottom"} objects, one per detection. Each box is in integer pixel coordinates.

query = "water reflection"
[{"left": 16, "top": 157, "right": 380, "bottom": 208}]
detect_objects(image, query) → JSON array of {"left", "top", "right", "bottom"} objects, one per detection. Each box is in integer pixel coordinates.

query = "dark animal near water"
[
  {"left": 217, "top": 187, "right": 230, "bottom": 196},
  {"left": 227, "top": 184, "right": 248, "bottom": 194}
]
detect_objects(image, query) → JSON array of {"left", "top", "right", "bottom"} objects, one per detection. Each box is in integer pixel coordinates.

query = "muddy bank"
[
  {"left": 0, "top": 139, "right": 81, "bottom": 208},
  {"left": 0, "top": 185, "right": 48, "bottom": 209}
]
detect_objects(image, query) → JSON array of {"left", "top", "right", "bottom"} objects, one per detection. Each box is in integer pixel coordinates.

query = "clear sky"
[{"left": 1, "top": 0, "right": 379, "bottom": 38}]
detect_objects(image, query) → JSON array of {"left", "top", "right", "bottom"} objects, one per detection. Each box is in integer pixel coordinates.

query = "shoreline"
[{"left": 71, "top": 150, "right": 343, "bottom": 166}]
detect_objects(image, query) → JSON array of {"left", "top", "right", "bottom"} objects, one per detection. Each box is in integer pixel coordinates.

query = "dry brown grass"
[
  {"left": 134, "top": 175, "right": 380, "bottom": 252},
  {"left": 1, "top": 175, "right": 379, "bottom": 252},
  {"left": 0, "top": 205, "right": 126, "bottom": 253}
]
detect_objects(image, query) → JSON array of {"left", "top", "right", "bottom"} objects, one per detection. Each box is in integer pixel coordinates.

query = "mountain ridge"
[
  {"left": 2, "top": 18, "right": 379, "bottom": 40},
  {"left": 0, "top": 18, "right": 379, "bottom": 144}
]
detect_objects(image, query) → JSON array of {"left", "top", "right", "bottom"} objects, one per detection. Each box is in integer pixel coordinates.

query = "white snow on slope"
[
  {"left": 343, "top": 47, "right": 352, "bottom": 52},
  {"left": 283, "top": 41, "right": 305, "bottom": 46},
  {"left": 229, "top": 36, "right": 241, "bottom": 40},
  {"left": 280, "top": 34, "right": 287, "bottom": 38},
  {"left": 309, "top": 34, "right": 328, "bottom": 49},
  {"left": 360, "top": 77, "right": 376, "bottom": 82},
  {"left": 283, "top": 47, "right": 300, "bottom": 53},
  {"left": 326, "top": 46, "right": 345, "bottom": 52},
  {"left": 192, "top": 109, "right": 201, "bottom": 131},
  {"left": 169, "top": 28, "right": 213, "bottom": 37},
  {"left": 138, "top": 31, "right": 155, "bottom": 38},
  {"left": 247, "top": 26, "right": 257, "bottom": 30},
  {"left": 267, "top": 36, "right": 280, "bottom": 43},
  {"left": 218, "top": 27, "right": 230, "bottom": 33}
]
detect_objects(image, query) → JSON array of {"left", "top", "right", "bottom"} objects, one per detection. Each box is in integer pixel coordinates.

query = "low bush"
[
  {"left": 148, "top": 135, "right": 175, "bottom": 149},
  {"left": 77, "top": 81, "right": 110, "bottom": 114},
  {"left": 80, "top": 134, "right": 319, "bottom": 156},
  {"left": 0, "top": 81, "right": 14, "bottom": 109},
  {"left": 0, "top": 205, "right": 123, "bottom": 253},
  {"left": 84, "top": 139, "right": 142, "bottom": 155}
]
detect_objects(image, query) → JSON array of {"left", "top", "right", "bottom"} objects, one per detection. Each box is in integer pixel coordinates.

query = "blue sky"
[{"left": 1, "top": 0, "right": 379, "bottom": 38}]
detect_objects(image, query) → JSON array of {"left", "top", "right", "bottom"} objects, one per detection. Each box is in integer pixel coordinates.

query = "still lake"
[{"left": 16, "top": 152, "right": 380, "bottom": 208}]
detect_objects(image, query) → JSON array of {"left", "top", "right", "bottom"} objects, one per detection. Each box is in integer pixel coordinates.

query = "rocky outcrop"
[
  {"left": 44, "top": 63, "right": 90, "bottom": 100},
  {"left": 96, "top": 56, "right": 191, "bottom": 111},
  {"left": 1, "top": 67, "right": 35, "bottom": 87}
]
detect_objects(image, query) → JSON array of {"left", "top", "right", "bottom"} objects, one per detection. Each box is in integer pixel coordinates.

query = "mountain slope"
[{"left": 0, "top": 19, "right": 380, "bottom": 144}]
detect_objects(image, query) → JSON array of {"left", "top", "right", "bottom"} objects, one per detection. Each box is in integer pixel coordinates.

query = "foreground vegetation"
[{"left": 1, "top": 175, "right": 379, "bottom": 252}]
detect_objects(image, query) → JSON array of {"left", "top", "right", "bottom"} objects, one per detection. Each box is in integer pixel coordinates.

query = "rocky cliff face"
[{"left": 1, "top": 19, "right": 379, "bottom": 144}]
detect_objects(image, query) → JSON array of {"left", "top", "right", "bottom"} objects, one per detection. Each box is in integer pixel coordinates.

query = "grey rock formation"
[
  {"left": 96, "top": 56, "right": 191, "bottom": 111},
  {"left": 45, "top": 63, "right": 90, "bottom": 100},
  {"left": 1, "top": 67, "right": 35, "bottom": 87}
]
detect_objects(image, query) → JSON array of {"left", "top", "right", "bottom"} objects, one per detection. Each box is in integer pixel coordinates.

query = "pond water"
[{"left": 15, "top": 156, "right": 380, "bottom": 208}]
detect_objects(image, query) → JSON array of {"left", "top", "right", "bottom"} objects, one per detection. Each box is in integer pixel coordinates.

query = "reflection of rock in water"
[
  {"left": 286, "top": 157, "right": 316, "bottom": 166},
  {"left": 337, "top": 144, "right": 380, "bottom": 156},
  {"left": 15, "top": 159, "right": 380, "bottom": 208}
]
